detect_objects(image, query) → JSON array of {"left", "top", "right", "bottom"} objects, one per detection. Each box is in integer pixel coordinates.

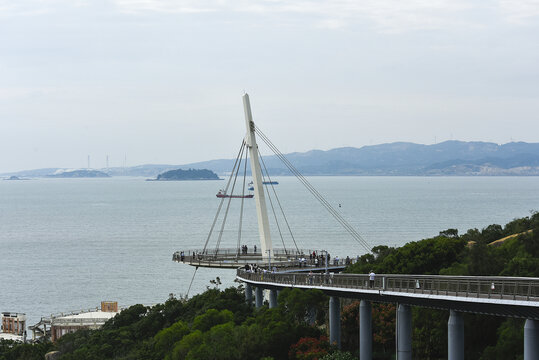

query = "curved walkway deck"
[{"left": 237, "top": 270, "right": 539, "bottom": 319}]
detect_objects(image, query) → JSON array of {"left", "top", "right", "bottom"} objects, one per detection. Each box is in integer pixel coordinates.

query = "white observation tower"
[{"left": 243, "top": 93, "right": 274, "bottom": 262}]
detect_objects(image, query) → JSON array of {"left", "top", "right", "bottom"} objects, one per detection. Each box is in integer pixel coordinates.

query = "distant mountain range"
[
  {"left": 174, "top": 141, "right": 539, "bottom": 176},
  {"left": 4, "top": 141, "right": 539, "bottom": 177}
]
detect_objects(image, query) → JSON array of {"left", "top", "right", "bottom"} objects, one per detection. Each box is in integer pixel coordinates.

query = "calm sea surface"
[{"left": 1, "top": 176, "right": 538, "bottom": 325}]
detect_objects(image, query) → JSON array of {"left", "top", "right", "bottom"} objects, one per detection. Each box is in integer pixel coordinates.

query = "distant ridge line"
[{"left": 3, "top": 140, "right": 539, "bottom": 177}]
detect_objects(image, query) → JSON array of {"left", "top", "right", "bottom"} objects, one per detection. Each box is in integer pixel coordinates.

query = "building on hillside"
[
  {"left": 50, "top": 301, "right": 119, "bottom": 342},
  {"left": 1, "top": 312, "right": 26, "bottom": 342}
]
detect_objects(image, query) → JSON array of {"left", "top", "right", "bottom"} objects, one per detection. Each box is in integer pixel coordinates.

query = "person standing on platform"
[{"left": 369, "top": 270, "right": 375, "bottom": 288}]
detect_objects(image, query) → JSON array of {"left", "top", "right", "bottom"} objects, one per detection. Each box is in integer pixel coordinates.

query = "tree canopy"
[{"left": 2, "top": 213, "right": 537, "bottom": 360}]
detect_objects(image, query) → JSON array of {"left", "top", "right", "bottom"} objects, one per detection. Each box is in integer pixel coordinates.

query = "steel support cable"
[
  {"left": 236, "top": 147, "right": 248, "bottom": 259},
  {"left": 259, "top": 151, "right": 300, "bottom": 253},
  {"left": 202, "top": 141, "right": 246, "bottom": 254},
  {"left": 260, "top": 136, "right": 371, "bottom": 253},
  {"left": 215, "top": 143, "right": 246, "bottom": 254},
  {"left": 258, "top": 149, "right": 300, "bottom": 254},
  {"left": 258, "top": 152, "right": 288, "bottom": 254},
  {"left": 206, "top": 141, "right": 245, "bottom": 254},
  {"left": 255, "top": 126, "right": 371, "bottom": 253},
  {"left": 265, "top": 143, "right": 370, "bottom": 253},
  {"left": 186, "top": 266, "right": 198, "bottom": 298},
  {"left": 256, "top": 129, "right": 364, "bottom": 244}
]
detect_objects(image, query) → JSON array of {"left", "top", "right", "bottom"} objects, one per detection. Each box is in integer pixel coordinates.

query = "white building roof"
[
  {"left": 58, "top": 311, "right": 117, "bottom": 320},
  {"left": 51, "top": 310, "right": 118, "bottom": 327}
]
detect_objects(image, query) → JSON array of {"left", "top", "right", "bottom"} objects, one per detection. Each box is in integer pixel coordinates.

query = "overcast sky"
[{"left": 1, "top": 0, "right": 538, "bottom": 172}]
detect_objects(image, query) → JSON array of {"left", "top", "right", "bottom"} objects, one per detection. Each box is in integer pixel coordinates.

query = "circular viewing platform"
[{"left": 172, "top": 248, "right": 357, "bottom": 270}]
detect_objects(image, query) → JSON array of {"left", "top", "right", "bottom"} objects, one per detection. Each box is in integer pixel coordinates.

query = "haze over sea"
[{"left": 2, "top": 176, "right": 539, "bottom": 325}]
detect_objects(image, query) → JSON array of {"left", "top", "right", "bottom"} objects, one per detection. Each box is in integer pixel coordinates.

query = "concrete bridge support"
[
  {"left": 448, "top": 310, "right": 464, "bottom": 360},
  {"left": 255, "top": 287, "right": 263, "bottom": 308},
  {"left": 245, "top": 283, "right": 253, "bottom": 304},
  {"left": 329, "top": 296, "right": 341, "bottom": 349},
  {"left": 397, "top": 304, "right": 412, "bottom": 360},
  {"left": 269, "top": 289, "right": 278, "bottom": 309},
  {"left": 307, "top": 307, "right": 316, "bottom": 325},
  {"left": 524, "top": 319, "right": 539, "bottom": 360},
  {"left": 359, "top": 300, "right": 372, "bottom": 360}
]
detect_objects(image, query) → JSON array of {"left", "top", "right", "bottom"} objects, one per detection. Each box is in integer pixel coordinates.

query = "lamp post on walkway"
[
  {"left": 266, "top": 249, "right": 272, "bottom": 270},
  {"left": 321, "top": 250, "right": 328, "bottom": 274}
]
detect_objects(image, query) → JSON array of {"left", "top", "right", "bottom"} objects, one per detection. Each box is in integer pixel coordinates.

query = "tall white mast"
[{"left": 243, "top": 93, "right": 273, "bottom": 261}]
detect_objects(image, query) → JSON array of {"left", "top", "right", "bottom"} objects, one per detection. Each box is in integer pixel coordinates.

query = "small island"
[
  {"left": 149, "top": 168, "right": 221, "bottom": 181},
  {"left": 47, "top": 169, "right": 111, "bottom": 178},
  {"left": 4, "top": 176, "right": 26, "bottom": 180}
]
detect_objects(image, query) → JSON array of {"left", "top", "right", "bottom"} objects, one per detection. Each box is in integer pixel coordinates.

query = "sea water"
[{"left": 1, "top": 176, "right": 538, "bottom": 325}]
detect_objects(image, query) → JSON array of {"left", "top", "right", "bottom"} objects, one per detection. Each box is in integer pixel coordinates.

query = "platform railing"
[
  {"left": 237, "top": 270, "right": 539, "bottom": 302},
  {"left": 173, "top": 248, "right": 357, "bottom": 267},
  {"left": 174, "top": 247, "right": 322, "bottom": 259}
]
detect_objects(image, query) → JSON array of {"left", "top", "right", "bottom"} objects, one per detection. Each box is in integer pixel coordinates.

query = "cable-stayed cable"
[
  {"left": 259, "top": 151, "right": 287, "bottom": 253},
  {"left": 215, "top": 142, "right": 246, "bottom": 253},
  {"left": 255, "top": 126, "right": 371, "bottom": 253},
  {"left": 258, "top": 149, "right": 300, "bottom": 254},
  {"left": 202, "top": 141, "right": 246, "bottom": 254}
]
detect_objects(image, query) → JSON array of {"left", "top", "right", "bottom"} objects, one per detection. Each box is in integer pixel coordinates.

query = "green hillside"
[{"left": 2, "top": 212, "right": 538, "bottom": 359}]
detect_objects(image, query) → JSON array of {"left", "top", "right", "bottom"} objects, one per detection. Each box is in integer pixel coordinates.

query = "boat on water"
[
  {"left": 248, "top": 181, "right": 278, "bottom": 191},
  {"left": 216, "top": 189, "right": 254, "bottom": 198}
]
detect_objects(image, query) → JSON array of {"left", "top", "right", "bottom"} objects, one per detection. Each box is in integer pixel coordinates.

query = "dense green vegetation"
[
  {"left": 56, "top": 287, "right": 329, "bottom": 360},
  {"left": 347, "top": 212, "right": 539, "bottom": 278},
  {"left": 346, "top": 211, "right": 539, "bottom": 359},
  {"left": 0, "top": 341, "right": 53, "bottom": 360},
  {"left": 1, "top": 286, "right": 330, "bottom": 360},
  {"left": 155, "top": 169, "right": 220, "bottom": 181},
  {"left": 47, "top": 170, "right": 110, "bottom": 178},
  {"left": 1, "top": 213, "right": 537, "bottom": 359}
]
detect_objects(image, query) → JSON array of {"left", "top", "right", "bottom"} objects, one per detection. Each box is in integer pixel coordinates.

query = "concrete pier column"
[
  {"left": 255, "top": 287, "right": 263, "bottom": 308},
  {"left": 360, "top": 300, "right": 372, "bottom": 360},
  {"left": 448, "top": 310, "right": 464, "bottom": 360},
  {"left": 524, "top": 319, "right": 539, "bottom": 360},
  {"left": 245, "top": 283, "right": 253, "bottom": 304},
  {"left": 307, "top": 307, "right": 317, "bottom": 325},
  {"left": 397, "top": 304, "right": 412, "bottom": 360},
  {"left": 269, "top": 289, "right": 278, "bottom": 308},
  {"left": 329, "top": 296, "right": 341, "bottom": 348}
]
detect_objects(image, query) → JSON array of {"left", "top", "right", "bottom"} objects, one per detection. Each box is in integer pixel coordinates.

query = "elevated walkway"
[
  {"left": 238, "top": 270, "right": 539, "bottom": 359},
  {"left": 237, "top": 270, "right": 539, "bottom": 319}
]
